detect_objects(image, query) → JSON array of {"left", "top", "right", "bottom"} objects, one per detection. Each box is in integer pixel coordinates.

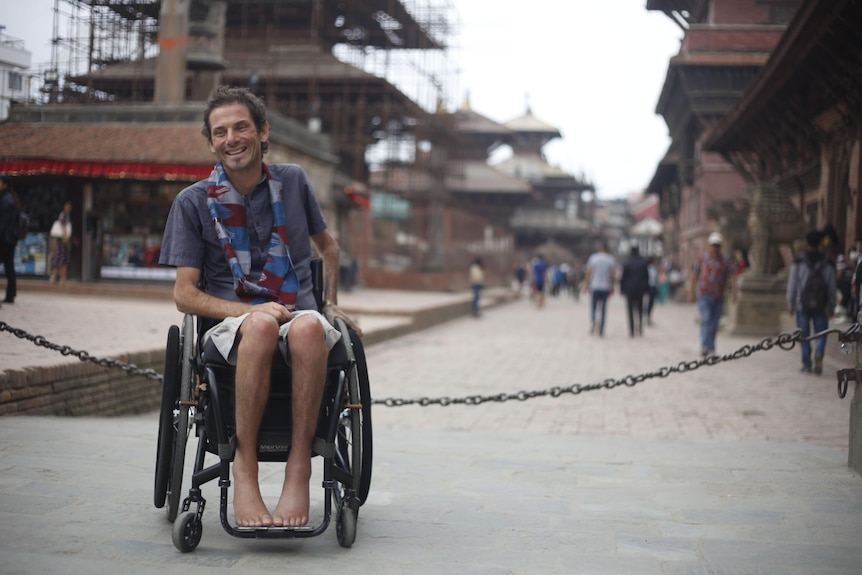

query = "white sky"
[{"left": 1, "top": 0, "right": 684, "bottom": 199}]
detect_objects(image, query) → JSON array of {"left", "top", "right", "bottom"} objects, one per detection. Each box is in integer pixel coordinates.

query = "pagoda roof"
[
  {"left": 451, "top": 107, "right": 512, "bottom": 137},
  {"left": 0, "top": 122, "right": 212, "bottom": 165},
  {"left": 0, "top": 122, "right": 213, "bottom": 180},
  {"left": 495, "top": 154, "right": 574, "bottom": 184},
  {"left": 69, "top": 45, "right": 415, "bottom": 105},
  {"left": 448, "top": 161, "right": 533, "bottom": 195},
  {"left": 704, "top": 0, "right": 862, "bottom": 181},
  {"left": 503, "top": 109, "right": 561, "bottom": 137}
]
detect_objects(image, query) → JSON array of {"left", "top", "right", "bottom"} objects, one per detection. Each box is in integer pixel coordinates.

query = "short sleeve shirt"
[
  {"left": 586, "top": 252, "right": 617, "bottom": 291},
  {"left": 693, "top": 252, "right": 733, "bottom": 300},
  {"left": 159, "top": 163, "right": 327, "bottom": 310}
]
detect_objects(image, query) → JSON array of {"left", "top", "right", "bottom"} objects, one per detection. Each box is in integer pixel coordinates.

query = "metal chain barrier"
[
  {"left": 2, "top": 319, "right": 859, "bottom": 405},
  {"left": 0, "top": 320, "right": 164, "bottom": 383},
  {"left": 372, "top": 323, "right": 860, "bottom": 407}
]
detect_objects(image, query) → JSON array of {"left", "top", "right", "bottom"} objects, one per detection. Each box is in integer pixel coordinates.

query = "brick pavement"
[{"left": 367, "top": 291, "right": 854, "bottom": 448}]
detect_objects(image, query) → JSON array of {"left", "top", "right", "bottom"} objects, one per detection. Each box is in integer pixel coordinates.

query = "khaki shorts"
[{"left": 204, "top": 310, "right": 341, "bottom": 365}]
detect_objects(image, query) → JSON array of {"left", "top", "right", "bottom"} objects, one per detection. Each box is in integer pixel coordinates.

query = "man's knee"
[
  {"left": 288, "top": 315, "right": 327, "bottom": 353},
  {"left": 240, "top": 312, "right": 281, "bottom": 346}
]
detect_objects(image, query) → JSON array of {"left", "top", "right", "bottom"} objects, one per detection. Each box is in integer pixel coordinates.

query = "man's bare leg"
[
  {"left": 272, "top": 316, "right": 327, "bottom": 527},
  {"left": 232, "top": 313, "right": 278, "bottom": 527}
]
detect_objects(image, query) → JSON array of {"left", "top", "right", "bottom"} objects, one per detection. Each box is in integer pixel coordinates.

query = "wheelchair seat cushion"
[
  {"left": 201, "top": 325, "right": 354, "bottom": 371},
  {"left": 203, "top": 310, "right": 341, "bottom": 365}
]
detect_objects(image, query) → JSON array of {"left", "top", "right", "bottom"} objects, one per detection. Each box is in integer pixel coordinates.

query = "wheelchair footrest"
[{"left": 236, "top": 525, "right": 317, "bottom": 534}]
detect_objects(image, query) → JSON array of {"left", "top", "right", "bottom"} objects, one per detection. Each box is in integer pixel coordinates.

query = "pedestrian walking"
[
  {"left": 0, "top": 176, "right": 21, "bottom": 305},
  {"left": 469, "top": 257, "right": 484, "bottom": 317},
  {"left": 688, "top": 232, "right": 737, "bottom": 357},
  {"left": 583, "top": 241, "right": 617, "bottom": 336},
  {"left": 48, "top": 200, "right": 74, "bottom": 287},
  {"left": 513, "top": 262, "right": 526, "bottom": 293},
  {"left": 786, "top": 229, "right": 836, "bottom": 374},
  {"left": 531, "top": 254, "right": 549, "bottom": 308},
  {"left": 620, "top": 246, "right": 650, "bottom": 337},
  {"left": 646, "top": 257, "right": 658, "bottom": 325}
]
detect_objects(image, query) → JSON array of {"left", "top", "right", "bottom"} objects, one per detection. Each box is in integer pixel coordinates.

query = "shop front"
[{"left": 5, "top": 174, "right": 192, "bottom": 283}]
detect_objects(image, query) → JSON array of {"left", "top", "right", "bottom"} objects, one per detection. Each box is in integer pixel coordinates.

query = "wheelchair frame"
[{"left": 154, "top": 261, "right": 372, "bottom": 552}]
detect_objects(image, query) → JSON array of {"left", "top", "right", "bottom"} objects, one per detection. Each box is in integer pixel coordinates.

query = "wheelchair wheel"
[
  {"left": 166, "top": 315, "right": 196, "bottom": 522},
  {"left": 351, "top": 332, "right": 373, "bottom": 505},
  {"left": 336, "top": 500, "right": 358, "bottom": 548},
  {"left": 173, "top": 510, "right": 203, "bottom": 553},
  {"left": 334, "top": 321, "right": 373, "bottom": 506},
  {"left": 154, "top": 325, "right": 180, "bottom": 509}
]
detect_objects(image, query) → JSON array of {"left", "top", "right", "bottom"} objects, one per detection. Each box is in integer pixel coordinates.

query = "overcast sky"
[{"left": 1, "top": 0, "right": 683, "bottom": 199}]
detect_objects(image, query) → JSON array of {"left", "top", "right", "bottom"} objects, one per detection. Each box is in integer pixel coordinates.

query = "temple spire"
[{"left": 461, "top": 90, "right": 472, "bottom": 112}]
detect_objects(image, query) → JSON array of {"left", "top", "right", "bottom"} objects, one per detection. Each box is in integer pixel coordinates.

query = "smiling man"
[{"left": 159, "top": 85, "right": 360, "bottom": 528}]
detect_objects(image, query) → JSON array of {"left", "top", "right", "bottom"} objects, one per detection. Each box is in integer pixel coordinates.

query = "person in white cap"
[{"left": 688, "top": 231, "right": 737, "bottom": 357}]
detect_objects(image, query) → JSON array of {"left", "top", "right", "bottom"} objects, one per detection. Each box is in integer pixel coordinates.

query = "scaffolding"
[
  {"left": 36, "top": 1, "right": 514, "bottom": 286},
  {"left": 39, "top": 0, "right": 160, "bottom": 102}
]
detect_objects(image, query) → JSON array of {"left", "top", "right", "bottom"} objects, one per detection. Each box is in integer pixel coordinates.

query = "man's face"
[
  {"left": 207, "top": 102, "right": 269, "bottom": 175},
  {"left": 710, "top": 243, "right": 722, "bottom": 255}
]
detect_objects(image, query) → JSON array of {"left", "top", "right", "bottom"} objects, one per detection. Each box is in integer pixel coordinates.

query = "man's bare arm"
[
  {"left": 311, "top": 230, "right": 340, "bottom": 305},
  {"left": 310, "top": 231, "right": 362, "bottom": 335},
  {"left": 173, "top": 266, "right": 291, "bottom": 323}
]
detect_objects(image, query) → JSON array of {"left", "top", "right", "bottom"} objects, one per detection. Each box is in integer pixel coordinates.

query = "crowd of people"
[
  {"left": 510, "top": 246, "right": 687, "bottom": 336},
  {"left": 504, "top": 225, "right": 862, "bottom": 377}
]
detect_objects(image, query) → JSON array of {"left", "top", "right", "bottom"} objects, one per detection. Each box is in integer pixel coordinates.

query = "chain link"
[
  {"left": 2, "top": 320, "right": 858, "bottom": 404},
  {"left": 371, "top": 324, "right": 857, "bottom": 407},
  {"left": 0, "top": 321, "right": 164, "bottom": 382}
]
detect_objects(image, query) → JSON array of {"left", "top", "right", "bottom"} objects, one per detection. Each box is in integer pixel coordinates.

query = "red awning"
[{"left": 0, "top": 159, "right": 211, "bottom": 181}]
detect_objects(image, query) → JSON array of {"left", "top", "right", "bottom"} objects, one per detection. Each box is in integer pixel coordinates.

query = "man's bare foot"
[
  {"left": 232, "top": 459, "right": 272, "bottom": 527},
  {"left": 272, "top": 465, "right": 311, "bottom": 527}
]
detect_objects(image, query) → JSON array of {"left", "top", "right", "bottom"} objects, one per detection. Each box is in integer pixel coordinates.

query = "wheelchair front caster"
[
  {"left": 173, "top": 511, "right": 202, "bottom": 552},
  {"left": 336, "top": 501, "right": 357, "bottom": 548}
]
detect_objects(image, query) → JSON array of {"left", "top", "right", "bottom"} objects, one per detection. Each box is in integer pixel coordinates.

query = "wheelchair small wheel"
[
  {"left": 336, "top": 501, "right": 357, "bottom": 548},
  {"left": 172, "top": 511, "right": 202, "bottom": 553},
  {"left": 154, "top": 325, "right": 181, "bottom": 509},
  {"left": 166, "top": 315, "right": 196, "bottom": 522}
]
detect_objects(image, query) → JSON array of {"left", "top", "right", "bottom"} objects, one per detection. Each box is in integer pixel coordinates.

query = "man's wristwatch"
[{"left": 324, "top": 300, "right": 336, "bottom": 308}]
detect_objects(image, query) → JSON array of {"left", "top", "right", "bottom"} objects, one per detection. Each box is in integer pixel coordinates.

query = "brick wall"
[{"left": 0, "top": 349, "right": 164, "bottom": 416}]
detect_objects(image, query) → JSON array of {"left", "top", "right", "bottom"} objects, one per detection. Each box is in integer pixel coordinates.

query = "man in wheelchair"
[{"left": 159, "top": 85, "right": 361, "bottom": 529}]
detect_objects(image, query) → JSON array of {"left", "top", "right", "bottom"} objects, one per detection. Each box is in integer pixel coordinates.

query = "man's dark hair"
[
  {"left": 806, "top": 229, "right": 822, "bottom": 249},
  {"left": 201, "top": 85, "right": 269, "bottom": 154}
]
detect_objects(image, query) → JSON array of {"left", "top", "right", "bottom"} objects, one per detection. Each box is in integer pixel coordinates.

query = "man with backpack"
[{"left": 787, "top": 229, "right": 836, "bottom": 375}]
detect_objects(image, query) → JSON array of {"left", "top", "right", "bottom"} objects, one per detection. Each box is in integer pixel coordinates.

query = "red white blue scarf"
[{"left": 206, "top": 162, "right": 298, "bottom": 308}]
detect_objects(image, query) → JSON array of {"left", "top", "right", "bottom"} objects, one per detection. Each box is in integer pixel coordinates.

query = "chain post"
[{"left": 849, "top": 313, "right": 862, "bottom": 473}]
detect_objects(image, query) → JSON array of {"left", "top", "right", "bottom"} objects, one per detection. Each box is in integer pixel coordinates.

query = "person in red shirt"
[{"left": 688, "top": 232, "right": 737, "bottom": 357}]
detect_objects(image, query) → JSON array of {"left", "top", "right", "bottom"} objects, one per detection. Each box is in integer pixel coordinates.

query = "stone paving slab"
[
  {"left": 1, "top": 287, "right": 862, "bottom": 573},
  {"left": 0, "top": 415, "right": 860, "bottom": 575}
]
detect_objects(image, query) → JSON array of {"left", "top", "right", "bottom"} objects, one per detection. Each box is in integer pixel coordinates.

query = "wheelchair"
[{"left": 153, "top": 261, "right": 372, "bottom": 552}]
